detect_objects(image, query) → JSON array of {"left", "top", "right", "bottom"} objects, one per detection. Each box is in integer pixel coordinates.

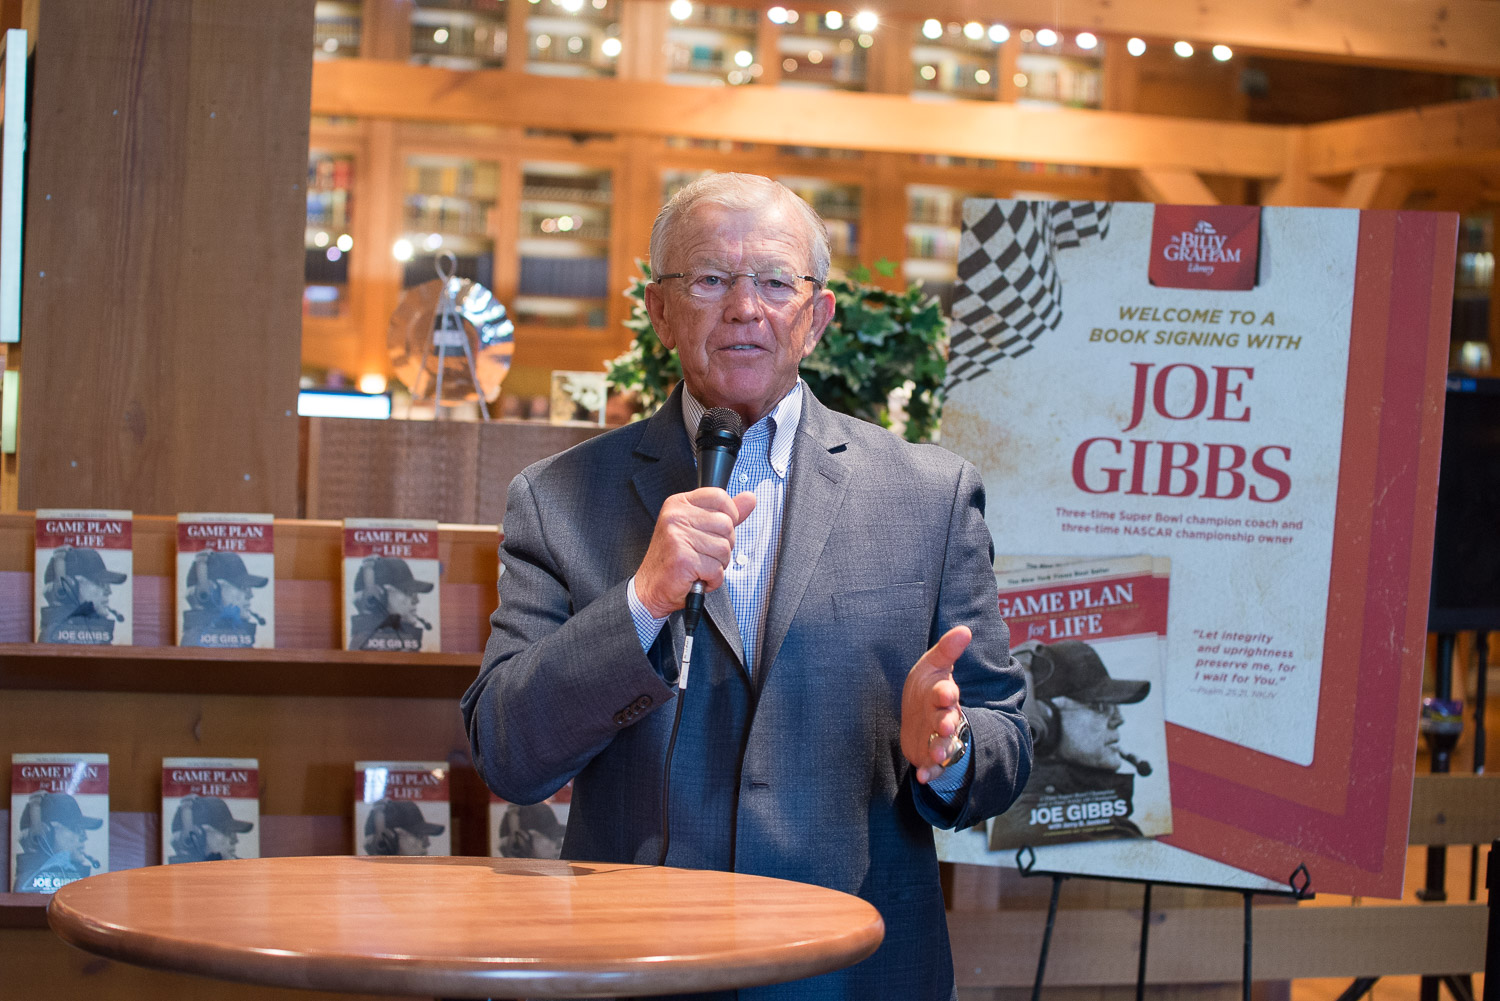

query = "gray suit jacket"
[{"left": 462, "top": 386, "right": 1032, "bottom": 1000}]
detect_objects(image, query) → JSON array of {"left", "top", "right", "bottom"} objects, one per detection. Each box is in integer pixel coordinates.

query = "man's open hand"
[{"left": 901, "top": 625, "right": 971, "bottom": 784}]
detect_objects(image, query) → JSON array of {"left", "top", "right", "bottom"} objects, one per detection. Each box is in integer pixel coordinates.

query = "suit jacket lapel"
[
  {"left": 757, "top": 393, "right": 850, "bottom": 692},
  {"left": 630, "top": 386, "right": 747, "bottom": 674}
]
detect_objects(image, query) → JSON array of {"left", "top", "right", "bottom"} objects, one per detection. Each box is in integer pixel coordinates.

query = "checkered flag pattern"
[{"left": 946, "top": 200, "right": 1112, "bottom": 385}]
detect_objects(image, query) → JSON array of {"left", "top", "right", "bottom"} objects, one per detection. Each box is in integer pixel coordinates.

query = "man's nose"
[{"left": 721, "top": 275, "right": 763, "bottom": 318}]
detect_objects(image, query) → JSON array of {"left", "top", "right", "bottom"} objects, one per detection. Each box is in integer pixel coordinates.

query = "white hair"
[{"left": 649, "top": 172, "right": 831, "bottom": 282}]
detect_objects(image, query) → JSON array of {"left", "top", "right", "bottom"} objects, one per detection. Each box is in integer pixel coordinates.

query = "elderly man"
[{"left": 462, "top": 172, "right": 1031, "bottom": 1000}]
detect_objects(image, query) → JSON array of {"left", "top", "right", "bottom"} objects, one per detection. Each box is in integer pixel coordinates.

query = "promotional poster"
[{"left": 940, "top": 200, "right": 1453, "bottom": 897}]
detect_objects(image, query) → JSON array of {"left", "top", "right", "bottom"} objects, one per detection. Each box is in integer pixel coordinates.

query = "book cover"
[
  {"left": 34, "top": 509, "right": 132, "bottom": 645},
  {"left": 354, "top": 761, "right": 450, "bottom": 856},
  {"left": 161, "top": 757, "right": 260, "bottom": 864},
  {"left": 489, "top": 781, "right": 571, "bottom": 860},
  {"left": 341, "top": 519, "right": 441, "bottom": 653},
  {"left": 986, "top": 554, "right": 1174, "bottom": 850},
  {"left": 10, "top": 753, "right": 108, "bottom": 893},
  {"left": 176, "top": 513, "right": 275, "bottom": 649}
]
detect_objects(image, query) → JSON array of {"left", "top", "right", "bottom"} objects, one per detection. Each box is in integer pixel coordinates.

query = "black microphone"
[
  {"left": 1120, "top": 751, "right": 1153, "bottom": 776},
  {"left": 678, "top": 407, "right": 744, "bottom": 687}
]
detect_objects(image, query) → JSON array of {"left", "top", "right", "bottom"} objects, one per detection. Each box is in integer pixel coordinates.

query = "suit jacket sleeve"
[
  {"left": 910, "top": 458, "right": 1033, "bottom": 830},
  {"left": 460, "top": 468, "right": 676, "bottom": 805}
]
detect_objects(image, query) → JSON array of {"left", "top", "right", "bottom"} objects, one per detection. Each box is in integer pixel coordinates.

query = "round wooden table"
[{"left": 47, "top": 855, "right": 885, "bottom": 998}]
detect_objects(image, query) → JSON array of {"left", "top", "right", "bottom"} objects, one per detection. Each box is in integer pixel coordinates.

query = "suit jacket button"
[
  {"left": 635, "top": 696, "right": 652, "bottom": 710},
  {"left": 613, "top": 710, "right": 627, "bottom": 725}
]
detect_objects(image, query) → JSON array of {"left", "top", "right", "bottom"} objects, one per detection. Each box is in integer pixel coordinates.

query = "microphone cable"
[{"left": 657, "top": 407, "right": 743, "bottom": 867}]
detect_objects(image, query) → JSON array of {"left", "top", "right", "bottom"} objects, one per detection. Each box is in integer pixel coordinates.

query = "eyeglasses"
[{"left": 655, "top": 269, "right": 822, "bottom": 304}]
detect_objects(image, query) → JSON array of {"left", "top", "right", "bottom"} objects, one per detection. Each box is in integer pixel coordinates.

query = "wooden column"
[
  {"left": 862, "top": 153, "right": 908, "bottom": 290},
  {"left": 618, "top": 0, "right": 667, "bottom": 81},
  {"left": 865, "top": 18, "right": 911, "bottom": 95},
  {"left": 16, "top": 0, "right": 312, "bottom": 516},
  {"left": 354, "top": 120, "right": 401, "bottom": 379}
]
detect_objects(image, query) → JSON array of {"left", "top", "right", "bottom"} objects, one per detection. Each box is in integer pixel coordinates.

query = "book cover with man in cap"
[
  {"left": 355, "top": 761, "right": 450, "bottom": 856},
  {"left": 177, "top": 513, "right": 275, "bottom": 649},
  {"left": 490, "top": 781, "right": 571, "bottom": 860},
  {"left": 161, "top": 757, "right": 259, "bottom": 863},
  {"left": 342, "top": 518, "right": 441, "bottom": 653},
  {"left": 34, "top": 510, "right": 132, "bottom": 645},
  {"left": 11, "top": 753, "right": 109, "bottom": 892},
  {"left": 979, "top": 554, "right": 1174, "bottom": 852}
]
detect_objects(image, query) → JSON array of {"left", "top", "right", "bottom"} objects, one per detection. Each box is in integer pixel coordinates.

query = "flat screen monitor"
[{"left": 1428, "top": 375, "right": 1500, "bottom": 632}]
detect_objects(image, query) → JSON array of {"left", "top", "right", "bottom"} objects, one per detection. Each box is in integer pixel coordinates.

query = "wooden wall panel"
[{"left": 16, "top": 0, "right": 311, "bottom": 516}]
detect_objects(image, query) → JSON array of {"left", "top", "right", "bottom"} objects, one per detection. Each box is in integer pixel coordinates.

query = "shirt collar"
[{"left": 681, "top": 381, "right": 803, "bottom": 479}]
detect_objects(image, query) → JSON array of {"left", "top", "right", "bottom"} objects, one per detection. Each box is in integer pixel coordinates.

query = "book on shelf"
[
  {"left": 342, "top": 518, "right": 441, "bottom": 654},
  {"left": 489, "top": 781, "right": 571, "bottom": 860},
  {"left": 10, "top": 753, "right": 109, "bottom": 893},
  {"left": 355, "top": 761, "right": 450, "bottom": 857},
  {"left": 985, "top": 553, "right": 1174, "bottom": 851},
  {"left": 176, "top": 513, "right": 276, "bottom": 649},
  {"left": 161, "top": 757, "right": 260, "bottom": 864},
  {"left": 34, "top": 509, "right": 133, "bottom": 645}
]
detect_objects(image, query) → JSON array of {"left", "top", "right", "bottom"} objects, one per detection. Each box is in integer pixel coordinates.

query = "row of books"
[
  {"left": 8, "top": 754, "right": 572, "bottom": 894},
  {"left": 31, "top": 510, "right": 459, "bottom": 653},
  {"left": 517, "top": 255, "right": 612, "bottom": 299}
]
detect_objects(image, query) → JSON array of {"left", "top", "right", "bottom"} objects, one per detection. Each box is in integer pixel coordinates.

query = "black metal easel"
[{"left": 1017, "top": 847, "right": 1313, "bottom": 1001}]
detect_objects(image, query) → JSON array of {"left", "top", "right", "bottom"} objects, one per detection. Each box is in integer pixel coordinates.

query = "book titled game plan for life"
[
  {"left": 10, "top": 753, "right": 109, "bottom": 893},
  {"left": 176, "top": 513, "right": 275, "bottom": 649},
  {"left": 986, "top": 554, "right": 1174, "bottom": 851},
  {"left": 34, "top": 509, "right": 132, "bottom": 645},
  {"left": 161, "top": 757, "right": 260, "bottom": 864},
  {"left": 354, "top": 761, "right": 451, "bottom": 857},
  {"left": 341, "top": 518, "right": 442, "bottom": 653}
]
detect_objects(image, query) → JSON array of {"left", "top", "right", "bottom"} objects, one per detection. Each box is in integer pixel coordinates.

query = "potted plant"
[{"left": 604, "top": 262, "right": 949, "bottom": 443}]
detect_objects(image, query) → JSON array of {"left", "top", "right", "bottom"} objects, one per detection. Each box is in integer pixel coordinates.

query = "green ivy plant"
[{"left": 604, "top": 260, "right": 949, "bottom": 443}]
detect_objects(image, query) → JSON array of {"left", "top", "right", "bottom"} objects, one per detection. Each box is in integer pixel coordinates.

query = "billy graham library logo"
[{"left": 1149, "top": 204, "right": 1261, "bottom": 291}]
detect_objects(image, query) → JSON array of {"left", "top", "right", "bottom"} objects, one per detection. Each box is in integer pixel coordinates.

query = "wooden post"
[{"left": 16, "top": 0, "right": 311, "bottom": 516}]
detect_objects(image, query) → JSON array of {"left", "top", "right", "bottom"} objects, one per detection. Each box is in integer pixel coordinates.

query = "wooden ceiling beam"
[
  {"left": 311, "top": 60, "right": 1290, "bottom": 178},
  {"left": 1300, "top": 96, "right": 1500, "bottom": 176},
  {"left": 1133, "top": 169, "right": 1219, "bottom": 205},
  {"left": 1339, "top": 168, "right": 1414, "bottom": 210},
  {"left": 724, "top": 0, "right": 1500, "bottom": 75}
]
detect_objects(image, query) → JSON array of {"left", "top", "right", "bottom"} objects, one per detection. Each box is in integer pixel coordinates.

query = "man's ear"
[
  {"left": 802, "top": 286, "right": 836, "bottom": 358},
  {"left": 644, "top": 280, "right": 677, "bottom": 350}
]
